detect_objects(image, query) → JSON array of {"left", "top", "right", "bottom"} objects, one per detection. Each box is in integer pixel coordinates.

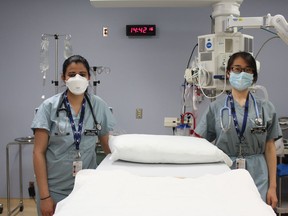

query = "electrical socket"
[
  {"left": 136, "top": 108, "right": 143, "bottom": 119},
  {"left": 103, "top": 27, "right": 108, "bottom": 37}
]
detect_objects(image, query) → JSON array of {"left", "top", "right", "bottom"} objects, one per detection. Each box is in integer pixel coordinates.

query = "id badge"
[
  {"left": 72, "top": 160, "right": 83, "bottom": 177},
  {"left": 84, "top": 129, "right": 98, "bottom": 136},
  {"left": 236, "top": 158, "right": 246, "bottom": 169}
]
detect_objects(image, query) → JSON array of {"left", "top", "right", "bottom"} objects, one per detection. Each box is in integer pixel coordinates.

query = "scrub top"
[
  {"left": 31, "top": 91, "right": 116, "bottom": 200},
  {"left": 195, "top": 93, "right": 282, "bottom": 201}
]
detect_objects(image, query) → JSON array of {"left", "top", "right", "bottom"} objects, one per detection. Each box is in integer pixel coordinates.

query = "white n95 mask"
[{"left": 66, "top": 74, "right": 89, "bottom": 95}]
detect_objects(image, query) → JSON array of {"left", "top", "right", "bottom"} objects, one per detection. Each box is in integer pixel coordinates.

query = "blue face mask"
[{"left": 229, "top": 72, "right": 253, "bottom": 91}]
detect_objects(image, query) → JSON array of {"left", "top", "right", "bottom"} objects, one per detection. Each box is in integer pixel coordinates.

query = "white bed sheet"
[
  {"left": 54, "top": 157, "right": 275, "bottom": 216},
  {"left": 54, "top": 168, "right": 276, "bottom": 216},
  {"left": 97, "top": 154, "right": 231, "bottom": 178}
]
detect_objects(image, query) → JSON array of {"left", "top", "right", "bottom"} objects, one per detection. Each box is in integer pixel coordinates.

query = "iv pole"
[
  {"left": 90, "top": 66, "right": 111, "bottom": 95},
  {"left": 53, "top": 34, "right": 59, "bottom": 94},
  {"left": 40, "top": 34, "right": 111, "bottom": 96},
  {"left": 41, "top": 33, "right": 72, "bottom": 95}
]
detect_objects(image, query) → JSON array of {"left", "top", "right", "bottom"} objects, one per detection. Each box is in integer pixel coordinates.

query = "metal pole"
[
  {"left": 6, "top": 141, "right": 33, "bottom": 215},
  {"left": 6, "top": 144, "right": 11, "bottom": 215},
  {"left": 54, "top": 34, "right": 59, "bottom": 94},
  {"left": 19, "top": 143, "right": 24, "bottom": 212},
  {"left": 42, "top": 33, "right": 71, "bottom": 96}
]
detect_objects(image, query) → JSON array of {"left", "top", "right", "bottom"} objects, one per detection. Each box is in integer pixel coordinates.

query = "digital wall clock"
[{"left": 126, "top": 25, "right": 156, "bottom": 36}]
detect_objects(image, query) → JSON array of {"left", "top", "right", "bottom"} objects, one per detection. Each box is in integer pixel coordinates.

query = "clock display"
[{"left": 126, "top": 25, "right": 156, "bottom": 36}]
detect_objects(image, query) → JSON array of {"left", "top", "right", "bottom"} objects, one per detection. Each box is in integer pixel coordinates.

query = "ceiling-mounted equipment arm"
[
  {"left": 225, "top": 13, "right": 288, "bottom": 45},
  {"left": 90, "top": 0, "right": 243, "bottom": 8},
  {"left": 269, "top": 14, "right": 288, "bottom": 45}
]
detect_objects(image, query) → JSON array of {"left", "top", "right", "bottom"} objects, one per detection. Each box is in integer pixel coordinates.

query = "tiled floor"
[{"left": 0, "top": 198, "right": 37, "bottom": 216}]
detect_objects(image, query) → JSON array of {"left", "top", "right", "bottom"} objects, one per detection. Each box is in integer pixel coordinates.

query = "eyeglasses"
[{"left": 230, "top": 65, "right": 254, "bottom": 74}]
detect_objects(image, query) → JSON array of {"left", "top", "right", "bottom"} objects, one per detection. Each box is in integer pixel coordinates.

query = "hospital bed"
[{"left": 54, "top": 134, "right": 276, "bottom": 216}]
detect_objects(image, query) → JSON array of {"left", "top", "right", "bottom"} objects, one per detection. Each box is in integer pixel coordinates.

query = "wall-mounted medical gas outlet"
[
  {"left": 103, "top": 27, "right": 108, "bottom": 37},
  {"left": 164, "top": 117, "right": 179, "bottom": 127},
  {"left": 136, "top": 108, "right": 143, "bottom": 119},
  {"left": 164, "top": 117, "right": 191, "bottom": 127}
]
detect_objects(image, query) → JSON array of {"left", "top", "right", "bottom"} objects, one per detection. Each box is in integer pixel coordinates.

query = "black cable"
[
  {"left": 237, "top": 27, "right": 279, "bottom": 59},
  {"left": 186, "top": 43, "right": 198, "bottom": 69},
  {"left": 255, "top": 35, "right": 279, "bottom": 59},
  {"left": 84, "top": 93, "right": 101, "bottom": 133},
  {"left": 182, "top": 43, "right": 198, "bottom": 113}
]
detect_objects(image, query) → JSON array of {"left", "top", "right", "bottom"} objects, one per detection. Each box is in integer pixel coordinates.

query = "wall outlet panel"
[{"left": 136, "top": 108, "right": 143, "bottom": 119}]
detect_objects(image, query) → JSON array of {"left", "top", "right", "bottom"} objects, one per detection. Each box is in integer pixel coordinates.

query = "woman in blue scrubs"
[
  {"left": 195, "top": 51, "right": 282, "bottom": 209},
  {"left": 31, "top": 55, "right": 116, "bottom": 216}
]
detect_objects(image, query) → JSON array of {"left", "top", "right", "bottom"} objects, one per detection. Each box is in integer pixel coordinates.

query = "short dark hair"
[
  {"left": 226, "top": 51, "right": 258, "bottom": 83},
  {"left": 62, "top": 55, "right": 90, "bottom": 76}
]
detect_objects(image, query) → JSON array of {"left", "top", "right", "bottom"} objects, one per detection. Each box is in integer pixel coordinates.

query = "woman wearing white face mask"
[
  {"left": 194, "top": 51, "right": 282, "bottom": 209},
  {"left": 31, "top": 55, "right": 116, "bottom": 216}
]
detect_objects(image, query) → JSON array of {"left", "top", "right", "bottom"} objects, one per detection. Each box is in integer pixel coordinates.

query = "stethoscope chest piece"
[
  {"left": 251, "top": 117, "right": 266, "bottom": 134},
  {"left": 221, "top": 92, "right": 264, "bottom": 134},
  {"left": 254, "top": 117, "right": 263, "bottom": 126}
]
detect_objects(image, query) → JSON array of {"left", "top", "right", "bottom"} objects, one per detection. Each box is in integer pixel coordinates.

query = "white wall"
[{"left": 0, "top": 0, "right": 287, "bottom": 198}]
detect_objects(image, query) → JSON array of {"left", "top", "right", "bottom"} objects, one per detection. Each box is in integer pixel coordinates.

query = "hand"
[
  {"left": 266, "top": 187, "right": 278, "bottom": 209},
  {"left": 40, "top": 197, "right": 55, "bottom": 216}
]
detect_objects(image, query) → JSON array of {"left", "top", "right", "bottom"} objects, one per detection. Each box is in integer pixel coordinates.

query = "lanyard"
[
  {"left": 63, "top": 91, "right": 86, "bottom": 150},
  {"left": 228, "top": 93, "right": 249, "bottom": 144}
]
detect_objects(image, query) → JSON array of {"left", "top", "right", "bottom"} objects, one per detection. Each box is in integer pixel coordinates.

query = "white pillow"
[{"left": 109, "top": 134, "right": 232, "bottom": 166}]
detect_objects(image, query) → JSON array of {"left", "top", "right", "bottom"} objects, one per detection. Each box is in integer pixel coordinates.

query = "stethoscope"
[
  {"left": 220, "top": 92, "right": 263, "bottom": 133},
  {"left": 55, "top": 91, "right": 102, "bottom": 136}
]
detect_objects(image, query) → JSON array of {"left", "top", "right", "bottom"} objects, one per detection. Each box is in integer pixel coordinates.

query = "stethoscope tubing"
[
  {"left": 55, "top": 91, "right": 101, "bottom": 135},
  {"left": 220, "top": 92, "right": 261, "bottom": 132}
]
